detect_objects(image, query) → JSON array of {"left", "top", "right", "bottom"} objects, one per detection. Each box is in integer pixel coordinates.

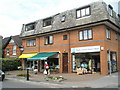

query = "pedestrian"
[{"left": 44, "top": 61, "right": 49, "bottom": 75}]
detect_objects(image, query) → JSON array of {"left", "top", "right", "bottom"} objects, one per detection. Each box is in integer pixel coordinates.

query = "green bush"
[
  {"left": 1, "top": 58, "right": 21, "bottom": 72},
  {"left": 17, "top": 73, "right": 30, "bottom": 77}
]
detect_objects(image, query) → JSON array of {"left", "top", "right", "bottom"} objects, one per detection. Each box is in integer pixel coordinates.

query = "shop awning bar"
[
  {"left": 27, "top": 52, "right": 58, "bottom": 61},
  {"left": 19, "top": 53, "right": 37, "bottom": 58}
]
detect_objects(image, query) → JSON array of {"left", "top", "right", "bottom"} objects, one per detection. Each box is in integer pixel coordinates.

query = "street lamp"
[
  {"left": 20, "top": 46, "right": 24, "bottom": 55},
  {"left": 20, "top": 46, "right": 24, "bottom": 52}
]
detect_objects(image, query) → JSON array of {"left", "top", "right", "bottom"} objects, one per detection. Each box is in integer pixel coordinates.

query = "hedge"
[{"left": 1, "top": 58, "right": 21, "bottom": 72}]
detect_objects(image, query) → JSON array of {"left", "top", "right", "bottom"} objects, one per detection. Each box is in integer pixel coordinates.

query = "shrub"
[
  {"left": 16, "top": 73, "right": 31, "bottom": 77},
  {"left": 2, "top": 58, "right": 21, "bottom": 72}
]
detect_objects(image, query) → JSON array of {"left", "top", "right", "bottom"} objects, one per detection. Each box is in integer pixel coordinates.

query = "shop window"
[
  {"left": 25, "top": 22, "right": 36, "bottom": 31},
  {"left": 43, "top": 17, "right": 52, "bottom": 27},
  {"left": 12, "top": 45, "right": 16, "bottom": 55},
  {"left": 76, "top": 6, "right": 90, "bottom": 18},
  {"left": 106, "top": 28, "right": 111, "bottom": 39},
  {"left": 79, "top": 29, "right": 92, "bottom": 40},
  {"left": 45, "top": 35, "right": 53, "bottom": 45},
  {"left": 107, "top": 51, "right": 117, "bottom": 73},
  {"left": 72, "top": 53, "right": 100, "bottom": 72},
  {"left": 63, "top": 35, "right": 67, "bottom": 40},
  {"left": 27, "top": 39, "right": 36, "bottom": 46}
]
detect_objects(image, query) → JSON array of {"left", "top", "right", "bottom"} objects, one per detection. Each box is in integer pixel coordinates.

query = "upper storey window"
[
  {"left": 45, "top": 35, "right": 53, "bottom": 45},
  {"left": 25, "top": 22, "right": 36, "bottom": 31},
  {"left": 76, "top": 6, "right": 90, "bottom": 18},
  {"left": 106, "top": 28, "right": 111, "bottom": 39},
  {"left": 108, "top": 4, "right": 113, "bottom": 17},
  {"left": 79, "top": 29, "right": 92, "bottom": 40},
  {"left": 27, "top": 39, "right": 36, "bottom": 47},
  {"left": 43, "top": 17, "right": 52, "bottom": 27},
  {"left": 61, "top": 15, "right": 66, "bottom": 22}
]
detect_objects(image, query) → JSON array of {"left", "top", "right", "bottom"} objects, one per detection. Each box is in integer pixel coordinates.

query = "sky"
[{"left": 0, "top": 0, "right": 119, "bottom": 38}]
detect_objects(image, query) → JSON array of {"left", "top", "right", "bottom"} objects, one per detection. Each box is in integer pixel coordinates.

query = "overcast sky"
[{"left": 0, "top": 0, "right": 119, "bottom": 38}]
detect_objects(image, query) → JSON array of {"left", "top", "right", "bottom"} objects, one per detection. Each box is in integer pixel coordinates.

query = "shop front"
[
  {"left": 27, "top": 52, "right": 60, "bottom": 73},
  {"left": 71, "top": 46, "right": 101, "bottom": 74},
  {"left": 19, "top": 53, "right": 38, "bottom": 69}
]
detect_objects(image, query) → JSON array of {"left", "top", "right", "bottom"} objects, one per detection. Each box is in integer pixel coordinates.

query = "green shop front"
[{"left": 27, "top": 52, "right": 59, "bottom": 73}]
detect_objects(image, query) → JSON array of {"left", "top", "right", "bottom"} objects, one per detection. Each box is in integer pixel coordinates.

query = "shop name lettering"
[{"left": 75, "top": 47, "right": 100, "bottom": 52}]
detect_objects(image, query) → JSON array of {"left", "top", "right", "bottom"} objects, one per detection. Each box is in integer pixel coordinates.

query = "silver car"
[{"left": 0, "top": 70, "right": 5, "bottom": 81}]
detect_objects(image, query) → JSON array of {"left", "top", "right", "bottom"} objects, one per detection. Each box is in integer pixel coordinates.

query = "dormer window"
[
  {"left": 76, "top": 6, "right": 90, "bottom": 18},
  {"left": 43, "top": 17, "right": 52, "bottom": 27},
  {"left": 25, "top": 22, "right": 36, "bottom": 31},
  {"left": 61, "top": 15, "right": 66, "bottom": 22},
  {"left": 108, "top": 4, "right": 113, "bottom": 17}
]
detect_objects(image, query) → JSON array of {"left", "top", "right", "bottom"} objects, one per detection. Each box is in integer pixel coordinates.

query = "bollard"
[{"left": 27, "top": 68, "right": 29, "bottom": 81}]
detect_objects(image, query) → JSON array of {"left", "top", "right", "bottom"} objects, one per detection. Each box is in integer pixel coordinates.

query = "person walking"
[{"left": 44, "top": 61, "right": 49, "bottom": 75}]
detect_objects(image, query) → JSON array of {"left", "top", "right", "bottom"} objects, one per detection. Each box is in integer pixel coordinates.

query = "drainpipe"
[
  {"left": 68, "top": 31, "right": 71, "bottom": 73},
  {"left": 38, "top": 36, "right": 40, "bottom": 72}
]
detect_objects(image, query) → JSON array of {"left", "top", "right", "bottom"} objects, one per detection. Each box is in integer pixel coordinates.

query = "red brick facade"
[
  {"left": 4, "top": 43, "right": 21, "bottom": 58},
  {"left": 22, "top": 25, "right": 119, "bottom": 75}
]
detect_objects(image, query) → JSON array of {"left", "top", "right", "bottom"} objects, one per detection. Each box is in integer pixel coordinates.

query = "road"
[{"left": 1, "top": 79, "right": 54, "bottom": 88}]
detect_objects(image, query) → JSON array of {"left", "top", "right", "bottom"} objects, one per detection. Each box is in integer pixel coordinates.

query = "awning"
[
  {"left": 27, "top": 52, "right": 58, "bottom": 61},
  {"left": 19, "top": 53, "right": 37, "bottom": 58}
]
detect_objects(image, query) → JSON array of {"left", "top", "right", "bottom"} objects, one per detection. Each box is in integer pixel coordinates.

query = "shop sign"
[{"left": 71, "top": 46, "right": 100, "bottom": 53}]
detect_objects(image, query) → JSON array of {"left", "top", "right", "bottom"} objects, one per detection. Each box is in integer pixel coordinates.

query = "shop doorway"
[
  {"left": 62, "top": 53, "right": 68, "bottom": 73},
  {"left": 92, "top": 55, "right": 100, "bottom": 72}
]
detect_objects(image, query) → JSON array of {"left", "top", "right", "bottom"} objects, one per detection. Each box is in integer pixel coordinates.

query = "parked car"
[{"left": 0, "top": 70, "right": 5, "bottom": 81}]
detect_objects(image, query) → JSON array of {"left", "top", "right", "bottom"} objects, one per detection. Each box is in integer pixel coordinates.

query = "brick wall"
[
  {"left": 22, "top": 24, "right": 119, "bottom": 75},
  {"left": 4, "top": 43, "right": 21, "bottom": 58}
]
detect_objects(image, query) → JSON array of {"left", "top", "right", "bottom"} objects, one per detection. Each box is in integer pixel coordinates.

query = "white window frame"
[
  {"left": 61, "top": 15, "right": 66, "bottom": 22},
  {"left": 108, "top": 5, "right": 113, "bottom": 17},
  {"left": 13, "top": 45, "right": 16, "bottom": 55},
  {"left": 27, "top": 39, "right": 36, "bottom": 46},
  {"left": 25, "top": 23, "right": 36, "bottom": 31},
  {"left": 79, "top": 31, "right": 83, "bottom": 40},
  {"left": 79, "top": 29, "right": 92, "bottom": 40},
  {"left": 43, "top": 18, "right": 52, "bottom": 27},
  {"left": 76, "top": 6, "right": 90, "bottom": 18},
  {"left": 88, "top": 30, "right": 92, "bottom": 39},
  {"left": 106, "top": 28, "right": 111, "bottom": 39},
  {"left": 45, "top": 36, "right": 53, "bottom": 45},
  {"left": 6, "top": 49, "right": 10, "bottom": 55}
]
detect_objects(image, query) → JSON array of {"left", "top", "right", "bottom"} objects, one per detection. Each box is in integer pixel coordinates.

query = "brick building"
[
  {"left": 3, "top": 35, "right": 23, "bottom": 58},
  {"left": 20, "top": 1, "right": 120, "bottom": 75}
]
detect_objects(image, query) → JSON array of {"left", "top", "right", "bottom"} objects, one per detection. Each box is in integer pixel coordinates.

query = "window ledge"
[
  {"left": 76, "top": 15, "right": 91, "bottom": 20},
  {"left": 25, "top": 29, "right": 35, "bottom": 32},
  {"left": 43, "top": 25, "right": 52, "bottom": 28},
  {"left": 44, "top": 43, "right": 53, "bottom": 45}
]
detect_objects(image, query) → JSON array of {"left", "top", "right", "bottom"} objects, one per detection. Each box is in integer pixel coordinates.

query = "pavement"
[{"left": 4, "top": 70, "right": 119, "bottom": 88}]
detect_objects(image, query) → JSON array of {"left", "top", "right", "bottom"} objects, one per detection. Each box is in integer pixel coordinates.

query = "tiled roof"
[
  {"left": 2, "top": 35, "right": 22, "bottom": 49},
  {"left": 2, "top": 37, "right": 11, "bottom": 49},
  {"left": 11, "top": 35, "right": 22, "bottom": 48}
]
